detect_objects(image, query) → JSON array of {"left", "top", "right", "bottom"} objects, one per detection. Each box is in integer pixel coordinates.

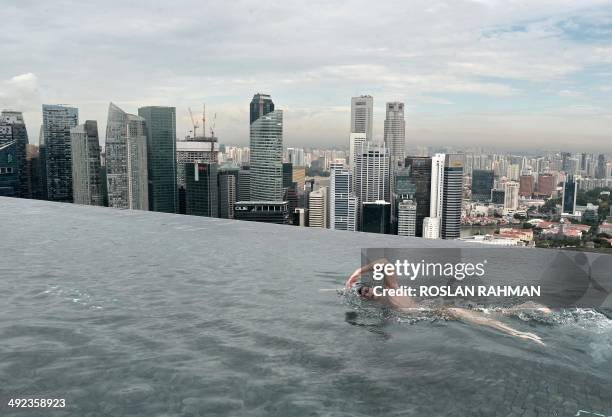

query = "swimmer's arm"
[
  {"left": 345, "top": 257, "right": 390, "bottom": 288},
  {"left": 447, "top": 308, "right": 545, "bottom": 346}
]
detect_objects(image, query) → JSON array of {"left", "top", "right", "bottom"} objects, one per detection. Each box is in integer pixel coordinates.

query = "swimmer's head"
[{"left": 354, "top": 283, "right": 374, "bottom": 299}]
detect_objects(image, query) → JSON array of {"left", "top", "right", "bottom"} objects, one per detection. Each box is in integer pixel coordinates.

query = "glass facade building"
[
  {"left": 42, "top": 104, "right": 78, "bottom": 202},
  {"left": 185, "top": 162, "right": 218, "bottom": 218},
  {"left": 70, "top": 120, "right": 103, "bottom": 206},
  {"left": 138, "top": 106, "right": 177, "bottom": 213},
  {"left": 472, "top": 169, "right": 494, "bottom": 202}
]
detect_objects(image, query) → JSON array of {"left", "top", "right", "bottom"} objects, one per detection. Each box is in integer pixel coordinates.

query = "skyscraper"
[
  {"left": 70, "top": 120, "right": 103, "bottom": 206},
  {"left": 596, "top": 154, "right": 606, "bottom": 179},
  {"left": 383, "top": 102, "right": 405, "bottom": 169},
  {"left": 330, "top": 168, "right": 357, "bottom": 231},
  {"left": 0, "top": 140, "right": 19, "bottom": 196},
  {"left": 105, "top": 103, "right": 148, "bottom": 210},
  {"left": 138, "top": 106, "right": 177, "bottom": 213},
  {"left": 536, "top": 173, "right": 555, "bottom": 197},
  {"left": 42, "top": 104, "right": 78, "bottom": 202},
  {"left": 0, "top": 110, "right": 29, "bottom": 198},
  {"left": 519, "top": 174, "right": 535, "bottom": 197},
  {"left": 441, "top": 154, "right": 463, "bottom": 240},
  {"left": 429, "top": 153, "right": 446, "bottom": 232},
  {"left": 249, "top": 94, "right": 283, "bottom": 201},
  {"left": 471, "top": 169, "right": 494, "bottom": 202},
  {"left": 404, "top": 156, "right": 432, "bottom": 237},
  {"left": 308, "top": 186, "right": 328, "bottom": 228},
  {"left": 354, "top": 142, "right": 390, "bottom": 205},
  {"left": 562, "top": 175, "right": 577, "bottom": 214},
  {"left": 237, "top": 167, "right": 251, "bottom": 202},
  {"left": 185, "top": 162, "right": 218, "bottom": 217},
  {"left": 351, "top": 95, "right": 373, "bottom": 141},
  {"left": 397, "top": 200, "right": 417, "bottom": 237}
]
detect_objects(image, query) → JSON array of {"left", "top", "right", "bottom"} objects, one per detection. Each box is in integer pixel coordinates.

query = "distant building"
[
  {"left": 70, "top": 120, "right": 103, "bottom": 206},
  {"left": 0, "top": 139, "right": 19, "bottom": 196},
  {"left": 138, "top": 106, "right": 177, "bottom": 213},
  {"left": 536, "top": 173, "right": 555, "bottom": 197},
  {"left": 397, "top": 200, "right": 417, "bottom": 237},
  {"left": 237, "top": 167, "right": 251, "bottom": 202},
  {"left": 596, "top": 154, "right": 606, "bottom": 179},
  {"left": 504, "top": 181, "right": 520, "bottom": 213},
  {"left": 472, "top": 169, "right": 494, "bottom": 202},
  {"left": 355, "top": 142, "right": 390, "bottom": 205},
  {"left": 362, "top": 201, "right": 391, "bottom": 234},
  {"left": 218, "top": 165, "right": 238, "bottom": 219},
  {"left": 491, "top": 188, "right": 505, "bottom": 204},
  {"left": 423, "top": 217, "right": 440, "bottom": 239},
  {"left": 519, "top": 174, "right": 535, "bottom": 197},
  {"left": 185, "top": 162, "right": 218, "bottom": 217},
  {"left": 105, "top": 103, "right": 148, "bottom": 210},
  {"left": 562, "top": 175, "right": 577, "bottom": 214},
  {"left": 234, "top": 201, "right": 290, "bottom": 224},
  {"left": 404, "top": 156, "right": 432, "bottom": 237},
  {"left": 249, "top": 94, "right": 283, "bottom": 201},
  {"left": 41, "top": 104, "right": 78, "bottom": 202},
  {"left": 0, "top": 110, "right": 29, "bottom": 197},
  {"left": 441, "top": 154, "right": 463, "bottom": 239},
  {"left": 292, "top": 165, "right": 305, "bottom": 193},
  {"left": 383, "top": 102, "right": 405, "bottom": 169},
  {"left": 351, "top": 95, "right": 373, "bottom": 141},
  {"left": 330, "top": 168, "right": 357, "bottom": 231},
  {"left": 308, "top": 186, "right": 328, "bottom": 228}
]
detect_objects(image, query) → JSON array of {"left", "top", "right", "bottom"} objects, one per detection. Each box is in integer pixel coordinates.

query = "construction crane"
[{"left": 188, "top": 107, "right": 199, "bottom": 138}]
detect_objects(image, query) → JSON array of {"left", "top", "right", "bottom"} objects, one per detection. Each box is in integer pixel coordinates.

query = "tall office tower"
[
  {"left": 536, "top": 173, "right": 555, "bottom": 197},
  {"left": 308, "top": 186, "right": 328, "bottom": 228},
  {"left": 138, "top": 106, "right": 177, "bottom": 213},
  {"left": 282, "top": 162, "right": 293, "bottom": 189},
  {"left": 362, "top": 201, "right": 391, "bottom": 234},
  {"left": 287, "top": 147, "right": 305, "bottom": 167},
  {"left": 354, "top": 142, "right": 390, "bottom": 205},
  {"left": 41, "top": 104, "right": 78, "bottom": 201},
  {"left": 237, "top": 167, "right": 251, "bottom": 202},
  {"left": 596, "top": 154, "right": 606, "bottom": 179},
  {"left": 250, "top": 93, "right": 274, "bottom": 124},
  {"left": 218, "top": 165, "right": 238, "bottom": 219},
  {"left": 70, "top": 121, "right": 103, "bottom": 206},
  {"left": 471, "top": 169, "right": 494, "bottom": 202},
  {"left": 562, "top": 175, "right": 577, "bottom": 214},
  {"left": 519, "top": 174, "right": 535, "bottom": 197},
  {"left": 0, "top": 111, "right": 29, "bottom": 197},
  {"left": 234, "top": 201, "right": 290, "bottom": 224},
  {"left": 441, "top": 154, "right": 463, "bottom": 240},
  {"left": 503, "top": 181, "right": 520, "bottom": 212},
  {"left": 423, "top": 217, "right": 440, "bottom": 239},
  {"left": 506, "top": 164, "right": 520, "bottom": 181},
  {"left": 105, "top": 103, "right": 148, "bottom": 210},
  {"left": 429, "top": 153, "right": 446, "bottom": 232},
  {"left": 351, "top": 95, "right": 373, "bottom": 141},
  {"left": 330, "top": 168, "right": 357, "bottom": 231},
  {"left": 249, "top": 94, "right": 283, "bottom": 201},
  {"left": 185, "top": 162, "right": 218, "bottom": 217},
  {"left": 397, "top": 200, "right": 417, "bottom": 237},
  {"left": 383, "top": 102, "right": 405, "bottom": 169},
  {"left": 404, "top": 156, "right": 432, "bottom": 237}
]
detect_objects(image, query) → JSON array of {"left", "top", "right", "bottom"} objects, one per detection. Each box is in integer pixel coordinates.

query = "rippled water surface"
[{"left": 1, "top": 198, "right": 611, "bottom": 417}]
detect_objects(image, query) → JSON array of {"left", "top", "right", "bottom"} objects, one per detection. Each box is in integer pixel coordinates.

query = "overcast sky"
[{"left": 1, "top": 0, "right": 611, "bottom": 151}]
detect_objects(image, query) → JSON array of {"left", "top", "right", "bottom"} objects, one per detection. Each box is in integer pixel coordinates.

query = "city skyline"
[{"left": 1, "top": 1, "right": 612, "bottom": 151}]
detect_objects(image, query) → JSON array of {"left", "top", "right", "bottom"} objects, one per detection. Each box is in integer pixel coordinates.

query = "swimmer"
[{"left": 346, "top": 258, "right": 546, "bottom": 346}]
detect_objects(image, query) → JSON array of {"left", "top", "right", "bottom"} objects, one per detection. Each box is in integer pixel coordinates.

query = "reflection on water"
[{"left": 0, "top": 198, "right": 611, "bottom": 417}]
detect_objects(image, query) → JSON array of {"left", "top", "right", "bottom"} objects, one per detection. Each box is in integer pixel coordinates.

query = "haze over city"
[{"left": 1, "top": 0, "right": 612, "bottom": 151}]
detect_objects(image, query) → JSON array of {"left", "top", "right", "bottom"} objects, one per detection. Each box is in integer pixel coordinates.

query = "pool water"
[{"left": 1, "top": 198, "right": 611, "bottom": 417}]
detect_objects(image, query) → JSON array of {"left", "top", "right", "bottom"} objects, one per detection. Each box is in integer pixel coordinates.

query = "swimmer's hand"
[
  {"left": 508, "top": 329, "right": 546, "bottom": 346},
  {"left": 345, "top": 257, "right": 390, "bottom": 288}
]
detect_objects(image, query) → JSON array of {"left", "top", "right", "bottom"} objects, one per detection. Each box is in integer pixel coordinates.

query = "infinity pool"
[{"left": 1, "top": 198, "right": 610, "bottom": 416}]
